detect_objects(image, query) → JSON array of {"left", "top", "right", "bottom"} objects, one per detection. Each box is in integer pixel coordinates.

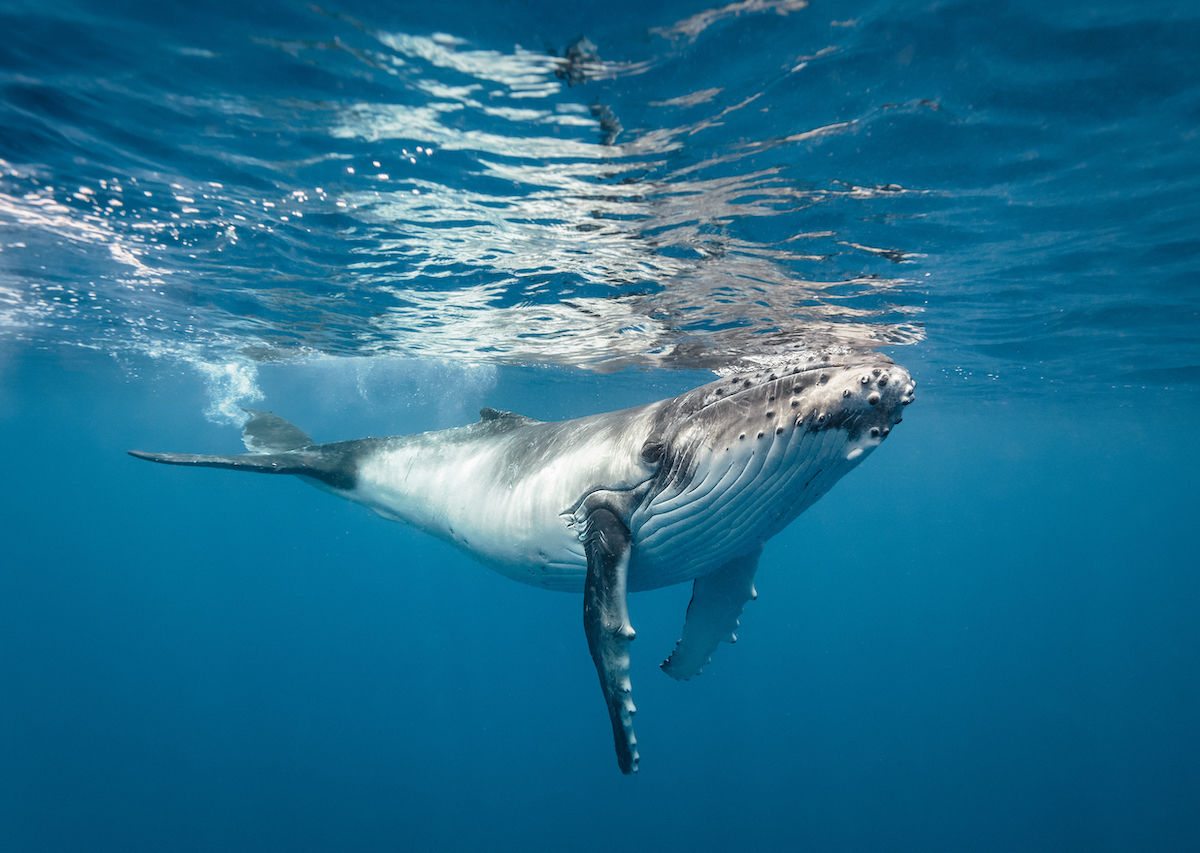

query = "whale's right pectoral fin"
[
  {"left": 660, "top": 547, "right": 761, "bottom": 681},
  {"left": 581, "top": 505, "right": 639, "bottom": 775}
]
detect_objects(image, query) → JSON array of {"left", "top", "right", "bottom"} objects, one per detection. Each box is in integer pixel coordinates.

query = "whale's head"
[
  {"left": 659, "top": 356, "right": 915, "bottom": 465},
  {"left": 627, "top": 357, "right": 914, "bottom": 580}
]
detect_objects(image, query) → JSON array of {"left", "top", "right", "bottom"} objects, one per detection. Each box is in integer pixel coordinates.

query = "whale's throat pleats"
[{"left": 628, "top": 420, "right": 856, "bottom": 586}]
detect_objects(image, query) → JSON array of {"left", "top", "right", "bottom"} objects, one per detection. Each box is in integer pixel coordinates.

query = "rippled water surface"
[
  {"left": 4, "top": 0, "right": 1196, "bottom": 392},
  {"left": 2, "top": 1, "right": 1199, "bottom": 851}
]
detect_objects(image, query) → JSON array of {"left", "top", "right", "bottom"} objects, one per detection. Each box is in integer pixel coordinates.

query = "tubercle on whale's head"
[{"left": 650, "top": 356, "right": 916, "bottom": 467}]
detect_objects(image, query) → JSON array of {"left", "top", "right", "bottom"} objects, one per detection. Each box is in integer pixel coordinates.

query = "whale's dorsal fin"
[
  {"left": 478, "top": 407, "right": 540, "bottom": 429},
  {"left": 242, "top": 409, "right": 314, "bottom": 453},
  {"left": 660, "top": 547, "right": 761, "bottom": 681}
]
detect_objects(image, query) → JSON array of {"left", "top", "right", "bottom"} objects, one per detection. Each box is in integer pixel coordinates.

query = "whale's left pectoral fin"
[
  {"left": 581, "top": 506, "right": 639, "bottom": 775},
  {"left": 661, "top": 547, "right": 761, "bottom": 681}
]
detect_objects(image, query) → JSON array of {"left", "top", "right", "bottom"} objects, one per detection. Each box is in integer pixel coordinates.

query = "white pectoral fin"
[
  {"left": 582, "top": 506, "right": 639, "bottom": 775},
  {"left": 661, "top": 547, "right": 762, "bottom": 681}
]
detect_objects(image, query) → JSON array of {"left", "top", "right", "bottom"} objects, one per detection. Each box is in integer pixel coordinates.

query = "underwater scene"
[{"left": 2, "top": 0, "right": 1198, "bottom": 850}]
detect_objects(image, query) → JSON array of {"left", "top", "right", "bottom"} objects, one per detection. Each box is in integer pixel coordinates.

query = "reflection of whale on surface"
[{"left": 130, "top": 357, "right": 915, "bottom": 774}]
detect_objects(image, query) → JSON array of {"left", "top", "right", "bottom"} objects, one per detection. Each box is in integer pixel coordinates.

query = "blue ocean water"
[{"left": 2, "top": 0, "right": 1199, "bottom": 850}]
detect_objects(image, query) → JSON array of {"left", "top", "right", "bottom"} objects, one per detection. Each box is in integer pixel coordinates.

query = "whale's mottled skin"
[{"left": 130, "top": 357, "right": 914, "bottom": 773}]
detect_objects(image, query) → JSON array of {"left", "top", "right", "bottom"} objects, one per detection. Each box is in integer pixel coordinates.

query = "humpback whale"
[{"left": 130, "top": 356, "right": 914, "bottom": 774}]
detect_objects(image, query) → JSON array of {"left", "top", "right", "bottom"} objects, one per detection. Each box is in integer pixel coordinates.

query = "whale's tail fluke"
[
  {"left": 126, "top": 447, "right": 358, "bottom": 490},
  {"left": 239, "top": 409, "right": 313, "bottom": 453},
  {"left": 128, "top": 411, "right": 365, "bottom": 490}
]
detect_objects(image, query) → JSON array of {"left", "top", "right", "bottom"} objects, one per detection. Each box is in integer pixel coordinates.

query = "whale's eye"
[{"left": 640, "top": 441, "right": 665, "bottom": 464}]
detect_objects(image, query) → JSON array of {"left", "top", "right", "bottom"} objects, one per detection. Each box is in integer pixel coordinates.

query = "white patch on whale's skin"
[{"left": 349, "top": 409, "right": 661, "bottom": 588}]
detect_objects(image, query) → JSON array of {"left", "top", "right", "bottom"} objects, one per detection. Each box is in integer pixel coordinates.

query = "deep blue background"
[{"left": 2, "top": 351, "right": 1197, "bottom": 851}]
